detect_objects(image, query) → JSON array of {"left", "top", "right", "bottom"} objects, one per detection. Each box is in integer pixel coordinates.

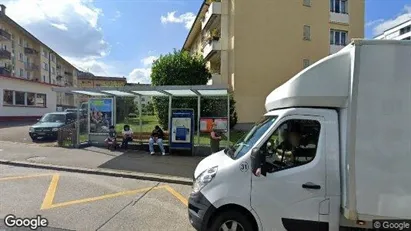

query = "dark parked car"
[{"left": 29, "top": 112, "right": 77, "bottom": 141}]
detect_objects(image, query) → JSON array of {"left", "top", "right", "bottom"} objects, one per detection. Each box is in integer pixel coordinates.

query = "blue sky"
[{"left": 3, "top": 0, "right": 411, "bottom": 83}]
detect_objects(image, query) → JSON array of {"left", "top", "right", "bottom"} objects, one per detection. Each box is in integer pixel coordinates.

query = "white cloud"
[
  {"left": 50, "top": 23, "right": 68, "bottom": 31},
  {"left": 127, "top": 55, "right": 159, "bottom": 84},
  {"left": 2, "top": 0, "right": 109, "bottom": 73},
  {"left": 160, "top": 11, "right": 195, "bottom": 29},
  {"left": 372, "top": 5, "right": 411, "bottom": 36},
  {"left": 111, "top": 10, "right": 121, "bottom": 21},
  {"left": 141, "top": 55, "right": 158, "bottom": 66}
]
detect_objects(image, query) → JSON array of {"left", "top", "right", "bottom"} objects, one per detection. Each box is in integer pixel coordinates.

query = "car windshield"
[
  {"left": 227, "top": 116, "right": 278, "bottom": 160},
  {"left": 40, "top": 114, "right": 66, "bottom": 123}
]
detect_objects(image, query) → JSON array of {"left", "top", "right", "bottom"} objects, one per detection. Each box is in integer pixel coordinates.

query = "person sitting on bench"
[
  {"left": 149, "top": 125, "right": 166, "bottom": 156},
  {"left": 104, "top": 125, "right": 117, "bottom": 150},
  {"left": 121, "top": 124, "right": 133, "bottom": 150}
]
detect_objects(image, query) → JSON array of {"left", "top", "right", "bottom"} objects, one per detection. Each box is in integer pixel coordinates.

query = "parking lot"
[{"left": 0, "top": 165, "right": 194, "bottom": 231}]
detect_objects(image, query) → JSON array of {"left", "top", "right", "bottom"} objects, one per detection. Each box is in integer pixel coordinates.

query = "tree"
[
  {"left": 151, "top": 49, "right": 238, "bottom": 130},
  {"left": 116, "top": 97, "right": 137, "bottom": 123},
  {"left": 151, "top": 50, "right": 210, "bottom": 130}
]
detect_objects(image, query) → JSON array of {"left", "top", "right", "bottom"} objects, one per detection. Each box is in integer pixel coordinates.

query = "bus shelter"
[{"left": 52, "top": 84, "right": 230, "bottom": 155}]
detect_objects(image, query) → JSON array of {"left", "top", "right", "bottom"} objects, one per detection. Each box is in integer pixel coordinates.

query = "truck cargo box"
[{"left": 344, "top": 40, "right": 411, "bottom": 220}]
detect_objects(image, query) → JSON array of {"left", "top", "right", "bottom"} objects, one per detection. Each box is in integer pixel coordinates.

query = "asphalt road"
[
  {"left": 0, "top": 122, "right": 36, "bottom": 144},
  {"left": 0, "top": 165, "right": 194, "bottom": 231}
]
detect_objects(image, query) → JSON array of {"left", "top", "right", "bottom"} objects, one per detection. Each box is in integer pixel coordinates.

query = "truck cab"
[{"left": 188, "top": 108, "right": 340, "bottom": 231}]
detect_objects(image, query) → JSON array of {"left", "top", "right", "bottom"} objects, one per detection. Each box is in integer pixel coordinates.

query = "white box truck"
[{"left": 188, "top": 40, "right": 411, "bottom": 231}]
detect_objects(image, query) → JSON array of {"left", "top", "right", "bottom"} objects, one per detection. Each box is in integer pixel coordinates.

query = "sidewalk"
[{"left": 0, "top": 140, "right": 204, "bottom": 185}]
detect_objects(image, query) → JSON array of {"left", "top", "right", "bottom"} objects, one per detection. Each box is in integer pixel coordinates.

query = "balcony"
[
  {"left": 24, "top": 62, "right": 39, "bottom": 71},
  {"left": 0, "top": 67, "right": 11, "bottom": 76},
  {"left": 0, "top": 49, "right": 11, "bottom": 60},
  {"left": 201, "top": 1, "right": 221, "bottom": 31},
  {"left": 203, "top": 39, "right": 221, "bottom": 60},
  {"left": 24, "top": 47, "right": 39, "bottom": 55},
  {"left": 0, "top": 29, "right": 11, "bottom": 41},
  {"left": 330, "top": 44, "right": 345, "bottom": 54},
  {"left": 329, "top": 12, "right": 349, "bottom": 24},
  {"left": 207, "top": 73, "right": 222, "bottom": 85}
]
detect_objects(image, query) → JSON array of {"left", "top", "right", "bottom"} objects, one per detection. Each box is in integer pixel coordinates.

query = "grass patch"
[{"left": 116, "top": 115, "right": 247, "bottom": 146}]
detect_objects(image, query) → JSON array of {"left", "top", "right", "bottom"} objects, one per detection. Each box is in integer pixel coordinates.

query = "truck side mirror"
[{"left": 250, "top": 148, "right": 260, "bottom": 174}]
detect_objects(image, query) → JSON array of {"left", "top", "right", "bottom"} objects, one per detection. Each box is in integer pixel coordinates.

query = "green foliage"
[
  {"left": 150, "top": 49, "right": 238, "bottom": 130},
  {"left": 151, "top": 49, "right": 211, "bottom": 130},
  {"left": 142, "top": 102, "right": 155, "bottom": 115},
  {"left": 116, "top": 97, "right": 137, "bottom": 123}
]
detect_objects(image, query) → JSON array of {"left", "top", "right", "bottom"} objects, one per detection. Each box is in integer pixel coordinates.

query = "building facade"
[
  {"left": 0, "top": 4, "right": 78, "bottom": 121},
  {"left": 183, "top": 0, "right": 364, "bottom": 128},
  {"left": 374, "top": 19, "right": 411, "bottom": 40},
  {"left": 77, "top": 74, "right": 128, "bottom": 103}
]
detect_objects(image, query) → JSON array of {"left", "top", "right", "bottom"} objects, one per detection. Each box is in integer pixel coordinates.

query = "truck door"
[{"left": 251, "top": 115, "right": 327, "bottom": 231}]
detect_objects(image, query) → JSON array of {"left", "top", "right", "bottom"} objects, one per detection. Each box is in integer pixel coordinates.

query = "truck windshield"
[{"left": 227, "top": 116, "right": 278, "bottom": 160}]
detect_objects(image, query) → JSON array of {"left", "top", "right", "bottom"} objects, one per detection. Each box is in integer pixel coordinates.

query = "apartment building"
[
  {"left": 77, "top": 75, "right": 127, "bottom": 88},
  {"left": 374, "top": 19, "right": 411, "bottom": 40},
  {"left": 0, "top": 4, "right": 78, "bottom": 121},
  {"left": 77, "top": 74, "right": 128, "bottom": 103},
  {"left": 183, "top": 0, "right": 364, "bottom": 128}
]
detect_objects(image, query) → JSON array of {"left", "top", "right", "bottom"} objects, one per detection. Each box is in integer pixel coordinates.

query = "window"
[
  {"left": 3, "top": 90, "right": 13, "bottom": 105},
  {"left": 303, "top": 25, "right": 311, "bottom": 40},
  {"left": 303, "top": 59, "right": 310, "bottom": 68},
  {"left": 43, "top": 62, "right": 48, "bottom": 70},
  {"left": 400, "top": 26, "right": 411, "bottom": 35},
  {"left": 330, "top": 29, "right": 348, "bottom": 45},
  {"left": 15, "top": 91, "right": 25, "bottom": 105},
  {"left": 330, "top": 0, "right": 348, "bottom": 14},
  {"left": 19, "top": 68, "right": 23, "bottom": 77},
  {"left": 52, "top": 67, "right": 55, "bottom": 74},
  {"left": 26, "top": 71, "right": 30, "bottom": 79},
  {"left": 43, "top": 75, "right": 46, "bottom": 82},
  {"left": 229, "top": 116, "right": 279, "bottom": 160},
  {"left": 303, "top": 0, "right": 311, "bottom": 7},
  {"left": 258, "top": 119, "right": 321, "bottom": 173},
  {"left": 19, "top": 52, "right": 23, "bottom": 61},
  {"left": 18, "top": 37, "right": 22, "bottom": 45},
  {"left": 27, "top": 93, "right": 35, "bottom": 106},
  {"left": 36, "top": 94, "right": 46, "bottom": 107}
]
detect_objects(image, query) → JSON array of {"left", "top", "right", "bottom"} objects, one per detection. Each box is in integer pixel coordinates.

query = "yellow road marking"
[
  {"left": 164, "top": 185, "right": 188, "bottom": 207},
  {"left": 41, "top": 174, "right": 60, "bottom": 209},
  {"left": 46, "top": 185, "right": 166, "bottom": 210},
  {"left": 1, "top": 173, "right": 189, "bottom": 210},
  {"left": 0, "top": 173, "right": 54, "bottom": 181}
]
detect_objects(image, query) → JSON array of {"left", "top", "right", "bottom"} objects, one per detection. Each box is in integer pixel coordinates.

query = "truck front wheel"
[{"left": 209, "top": 210, "right": 253, "bottom": 231}]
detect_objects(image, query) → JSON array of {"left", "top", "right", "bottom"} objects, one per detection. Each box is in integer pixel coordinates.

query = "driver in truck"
[{"left": 252, "top": 122, "right": 309, "bottom": 176}]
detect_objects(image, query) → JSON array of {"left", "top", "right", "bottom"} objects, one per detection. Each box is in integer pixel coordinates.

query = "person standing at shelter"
[
  {"left": 210, "top": 122, "right": 222, "bottom": 153},
  {"left": 149, "top": 125, "right": 166, "bottom": 156}
]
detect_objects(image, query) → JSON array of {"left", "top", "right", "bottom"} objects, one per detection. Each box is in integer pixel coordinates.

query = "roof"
[
  {"left": 182, "top": 0, "right": 209, "bottom": 50},
  {"left": 265, "top": 43, "right": 354, "bottom": 111},
  {"left": 52, "top": 84, "right": 230, "bottom": 97},
  {"left": 0, "top": 12, "right": 77, "bottom": 70},
  {"left": 77, "top": 75, "right": 127, "bottom": 81},
  {"left": 373, "top": 19, "right": 411, "bottom": 38}
]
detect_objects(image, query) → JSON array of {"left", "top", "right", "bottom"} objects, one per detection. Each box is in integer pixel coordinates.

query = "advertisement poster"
[
  {"left": 200, "top": 118, "right": 228, "bottom": 132},
  {"left": 89, "top": 98, "right": 113, "bottom": 133},
  {"left": 171, "top": 117, "right": 192, "bottom": 143}
]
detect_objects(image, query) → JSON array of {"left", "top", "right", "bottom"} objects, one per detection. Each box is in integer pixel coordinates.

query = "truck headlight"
[
  {"left": 192, "top": 166, "right": 218, "bottom": 194},
  {"left": 52, "top": 128, "right": 59, "bottom": 132},
  {"left": 29, "top": 127, "right": 34, "bottom": 132}
]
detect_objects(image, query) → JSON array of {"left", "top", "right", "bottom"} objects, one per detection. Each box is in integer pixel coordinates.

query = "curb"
[{"left": 0, "top": 159, "right": 193, "bottom": 186}]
